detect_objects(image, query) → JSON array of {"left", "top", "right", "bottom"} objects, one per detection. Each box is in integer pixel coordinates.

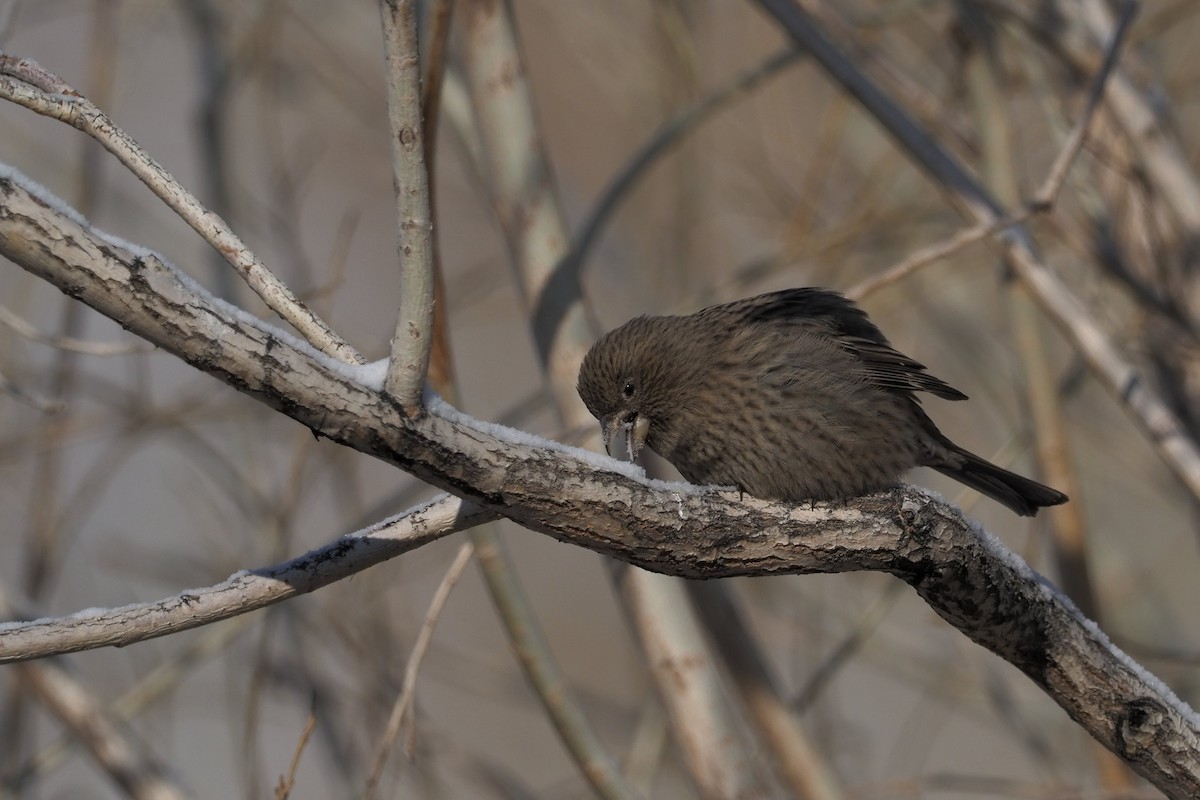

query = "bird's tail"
[{"left": 930, "top": 443, "right": 1068, "bottom": 517}]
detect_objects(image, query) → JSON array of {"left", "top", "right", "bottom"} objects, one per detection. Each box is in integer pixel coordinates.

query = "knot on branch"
[{"left": 1116, "top": 697, "right": 1168, "bottom": 758}]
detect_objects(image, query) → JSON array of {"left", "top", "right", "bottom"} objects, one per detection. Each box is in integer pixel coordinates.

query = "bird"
[{"left": 576, "top": 288, "right": 1067, "bottom": 516}]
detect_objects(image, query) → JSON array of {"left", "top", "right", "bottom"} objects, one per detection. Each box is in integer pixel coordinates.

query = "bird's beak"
[{"left": 601, "top": 413, "right": 650, "bottom": 461}]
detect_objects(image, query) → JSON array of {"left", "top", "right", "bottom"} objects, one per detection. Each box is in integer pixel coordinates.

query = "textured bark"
[{"left": 3, "top": 175, "right": 1200, "bottom": 796}]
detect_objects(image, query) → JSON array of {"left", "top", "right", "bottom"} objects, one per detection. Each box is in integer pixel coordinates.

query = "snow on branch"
[{"left": 2, "top": 170, "right": 1200, "bottom": 796}]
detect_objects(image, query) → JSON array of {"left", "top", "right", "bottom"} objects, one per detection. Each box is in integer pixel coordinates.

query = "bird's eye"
[{"left": 622, "top": 381, "right": 636, "bottom": 399}]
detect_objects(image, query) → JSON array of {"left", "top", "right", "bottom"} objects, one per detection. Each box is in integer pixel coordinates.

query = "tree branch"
[
  {"left": 379, "top": 0, "right": 435, "bottom": 412},
  {"left": 755, "top": 0, "right": 1200, "bottom": 508},
  {"left": 0, "top": 490, "right": 485, "bottom": 661},
  {"left": 2, "top": 167, "right": 1199, "bottom": 796},
  {"left": 0, "top": 54, "right": 362, "bottom": 365}
]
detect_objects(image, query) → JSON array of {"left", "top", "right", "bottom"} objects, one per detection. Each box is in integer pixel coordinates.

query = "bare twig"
[
  {"left": 274, "top": 701, "right": 317, "bottom": 800},
  {"left": 958, "top": 9, "right": 1124, "bottom": 783},
  {"left": 9, "top": 615, "right": 253, "bottom": 788},
  {"left": 420, "top": 0, "right": 455, "bottom": 158},
  {"left": 0, "top": 366, "right": 65, "bottom": 413},
  {"left": 561, "top": 45, "right": 806, "bottom": 295},
  {"left": 1032, "top": 0, "right": 1137, "bottom": 209},
  {"left": 849, "top": 0, "right": 1132, "bottom": 302},
  {"left": 758, "top": 2, "right": 1200, "bottom": 504},
  {"left": 379, "top": 0, "right": 435, "bottom": 411},
  {"left": 1074, "top": 0, "right": 1200, "bottom": 233},
  {"left": 0, "top": 305, "right": 147, "bottom": 355},
  {"left": 0, "top": 54, "right": 362, "bottom": 364},
  {"left": 17, "top": 662, "right": 189, "bottom": 800},
  {"left": 0, "top": 491, "right": 487, "bottom": 662},
  {"left": 848, "top": 209, "right": 1032, "bottom": 301},
  {"left": 364, "top": 541, "right": 474, "bottom": 797},
  {"left": 981, "top": 0, "right": 1200, "bottom": 243}
]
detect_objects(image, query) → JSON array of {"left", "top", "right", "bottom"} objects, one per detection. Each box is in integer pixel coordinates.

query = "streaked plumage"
[{"left": 577, "top": 288, "right": 1067, "bottom": 516}]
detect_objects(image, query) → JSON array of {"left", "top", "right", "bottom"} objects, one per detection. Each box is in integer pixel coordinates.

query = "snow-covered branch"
[{"left": 2, "top": 170, "right": 1200, "bottom": 796}]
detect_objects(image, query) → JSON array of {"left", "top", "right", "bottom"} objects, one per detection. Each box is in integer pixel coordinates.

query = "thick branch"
[{"left": 2, "top": 173, "right": 1199, "bottom": 795}]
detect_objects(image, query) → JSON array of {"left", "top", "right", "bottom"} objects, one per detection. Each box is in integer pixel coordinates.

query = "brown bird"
[{"left": 576, "top": 288, "right": 1067, "bottom": 516}]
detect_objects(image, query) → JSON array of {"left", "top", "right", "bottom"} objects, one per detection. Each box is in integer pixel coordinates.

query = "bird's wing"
[
  {"left": 712, "top": 288, "right": 967, "bottom": 401},
  {"left": 837, "top": 335, "right": 966, "bottom": 401}
]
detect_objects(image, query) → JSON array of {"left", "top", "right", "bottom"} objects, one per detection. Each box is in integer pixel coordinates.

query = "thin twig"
[
  {"left": 0, "top": 54, "right": 362, "bottom": 365},
  {"left": 0, "top": 494, "right": 490, "bottom": 663},
  {"left": 379, "top": 0, "right": 435, "bottom": 411},
  {"left": 17, "top": 661, "right": 189, "bottom": 800},
  {"left": 757, "top": 4, "right": 1200, "bottom": 503},
  {"left": 561, "top": 45, "right": 806, "bottom": 288},
  {"left": 420, "top": 0, "right": 455, "bottom": 159},
  {"left": 983, "top": 0, "right": 1200, "bottom": 239},
  {"left": 364, "top": 541, "right": 474, "bottom": 797},
  {"left": 274, "top": 700, "right": 317, "bottom": 800},
  {"left": 0, "top": 305, "right": 148, "bottom": 355},
  {"left": 419, "top": 0, "right": 458, "bottom": 396},
  {"left": 1032, "top": 0, "right": 1138, "bottom": 209},
  {"left": 793, "top": 582, "right": 903, "bottom": 713},
  {"left": 849, "top": 0, "right": 1131, "bottom": 302},
  {"left": 848, "top": 209, "right": 1032, "bottom": 300},
  {"left": 0, "top": 366, "right": 64, "bottom": 413},
  {"left": 9, "top": 616, "right": 253, "bottom": 788},
  {"left": 962, "top": 9, "right": 1131, "bottom": 783}
]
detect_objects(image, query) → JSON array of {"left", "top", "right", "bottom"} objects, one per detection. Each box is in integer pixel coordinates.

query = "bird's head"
[{"left": 577, "top": 315, "right": 693, "bottom": 462}]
